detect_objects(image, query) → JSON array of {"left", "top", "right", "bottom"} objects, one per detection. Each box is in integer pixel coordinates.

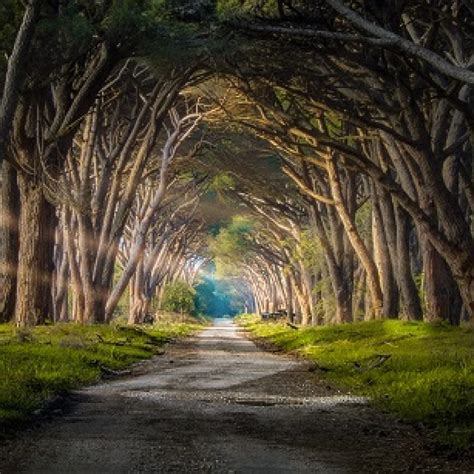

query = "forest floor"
[{"left": 0, "top": 319, "right": 471, "bottom": 473}]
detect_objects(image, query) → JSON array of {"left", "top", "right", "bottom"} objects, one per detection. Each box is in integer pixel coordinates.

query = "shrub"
[{"left": 161, "top": 281, "right": 196, "bottom": 315}]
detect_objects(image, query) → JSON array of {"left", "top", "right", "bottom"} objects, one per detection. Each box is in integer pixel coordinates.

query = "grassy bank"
[
  {"left": 238, "top": 314, "right": 474, "bottom": 452},
  {"left": 0, "top": 321, "right": 201, "bottom": 427}
]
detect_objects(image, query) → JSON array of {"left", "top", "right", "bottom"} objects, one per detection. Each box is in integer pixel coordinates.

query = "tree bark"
[
  {"left": 394, "top": 205, "right": 422, "bottom": 320},
  {"left": 15, "top": 175, "right": 56, "bottom": 326},
  {"left": 421, "top": 235, "right": 463, "bottom": 324},
  {"left": 326, "top": 158, "right": 383, "bottom": 318},
  {"left": 372, "top": 190, "right": 399, "bottom": 318},
  {"left": 0, "top": 161, "right": 20, "bottom": 322},
  {"left": 325, "top": 0, "right": 474, "bottom": 85},
  {"left": 53, "top": 221, "right": 69, "bottom": 322}
]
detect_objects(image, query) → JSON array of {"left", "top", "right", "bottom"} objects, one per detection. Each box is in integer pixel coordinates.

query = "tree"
[
  {"left": 162, "top": 281, "right": 196, "bottom": 315},
  {"left": 8, "top": 1, "right": 154, "bottom": 326},
  {"left": 0, "top": 0, "right": 40, "bottom": 166},
  {"left": 207, "top": 1, "right": 474, "bottom": 323}
]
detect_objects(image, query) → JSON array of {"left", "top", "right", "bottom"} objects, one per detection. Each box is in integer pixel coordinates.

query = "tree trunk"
[
  {"left": 129, "top": 295, "right": 151, "bottom": 325},
  {"left": 15, "top": 175, "right": 56, "bottom": 326},
  {"left": 284, "top": 274, "right": 294, "bottom": 322},
  {"left": 421, "top": 235, "right": 463, "bottom": 324},
  {"left": 352, "top": 268, "right": 366, "bottom": 321},
  {"left": 327, "top": 158, "right": 383, "bottom": 318},
  {"left": 53, "top": 230, "right": 69, "bottom": 322},
  {"left": 0, "top": 161, "right": 20, "bottom": 322},
  {"left": 394, "top": 205, "right": 422, "bottom": 320},
  {"left": 372, "top": 193, "right": 399, "bottom": 318},
  {"left": 300, "top": 262, "right": 314, "bottom": 325}
]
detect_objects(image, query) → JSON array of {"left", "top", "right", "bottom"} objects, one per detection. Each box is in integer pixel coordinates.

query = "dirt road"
[{"left": 0, "top": 319, "right": 463, "bottom": 472}]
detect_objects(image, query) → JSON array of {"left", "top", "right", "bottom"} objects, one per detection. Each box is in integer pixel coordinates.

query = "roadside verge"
[
  {"left": 237, "top": 314, "right": 474, "bottom": 457},
  {"left": 0, "top": 320, "right": 203, "bottom": 431}
]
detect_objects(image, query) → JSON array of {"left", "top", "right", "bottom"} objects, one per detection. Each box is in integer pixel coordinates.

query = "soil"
[{"left": 0, "top": 319, "right": 471, "bottom": 473}]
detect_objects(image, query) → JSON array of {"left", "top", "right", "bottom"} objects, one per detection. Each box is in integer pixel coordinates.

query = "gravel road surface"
[{"left": 0, "top": 319, "right": 467, "bottom": 473}]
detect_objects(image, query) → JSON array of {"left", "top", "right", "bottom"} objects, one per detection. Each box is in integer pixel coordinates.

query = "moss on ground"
[
  {"left": 237, "top": 314, "right": 474, "bottom": 453},
  {"left": 0, "top": 321, "right": 201, "bottom": 426}
]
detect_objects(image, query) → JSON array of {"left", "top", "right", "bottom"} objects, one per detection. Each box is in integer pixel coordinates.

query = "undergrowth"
[
  {"left": 237, "top": 314, "right": 474, "bottom": 453},
  {"left": 0, "top": 321, "right": 201, "bottom": 427}
]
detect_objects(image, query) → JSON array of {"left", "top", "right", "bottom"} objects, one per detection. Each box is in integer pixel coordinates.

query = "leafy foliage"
[
  {"left": 194, "top": 276, "right": 245, "bottom": 316},
  {"left": 210, "top": 215, "right": 256, "bottom": 277},
  {"left": 0, "top": 0, "right": 22, "bottom": 73},
  {"left": 162, "top": 281, "right": 196, "bottom": 314},
  {"left": 292, "top": 229, "right": 323, "bottom": 267}
]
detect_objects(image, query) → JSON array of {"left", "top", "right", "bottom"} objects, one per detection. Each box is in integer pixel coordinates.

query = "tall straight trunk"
[
  {"left": 394, "top": 205, "right": 422, "bottom": 320},
  {"left": 0, "top": 161, "right": 20, "bottom": 321},
  {"left": 371, "top": 134, "right": 474, "bottom": 320},
  {"left": 15, "top": 175, "right": 56, "bottom": 326},
  {"left": 267, "top": 269, "right": 278, "bottom": 313}
]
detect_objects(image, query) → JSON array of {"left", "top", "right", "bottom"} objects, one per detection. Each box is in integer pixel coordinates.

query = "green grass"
[
  {"left": 0, "top": 321, "right": 202, "bottom": 427},
  {"left": 237, "top": 314, "right": 474, "bottom": 452}
]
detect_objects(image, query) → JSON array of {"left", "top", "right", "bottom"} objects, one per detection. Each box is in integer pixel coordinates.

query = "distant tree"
[
  {"left": 194, "top": 276, "right": 244, "bottom": 317},
  {"left": 162, "top": 281, "right": 196, "bottom": 315},
  {"left": 194, "top": 277, "right": 215, "bottom": 315}
]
